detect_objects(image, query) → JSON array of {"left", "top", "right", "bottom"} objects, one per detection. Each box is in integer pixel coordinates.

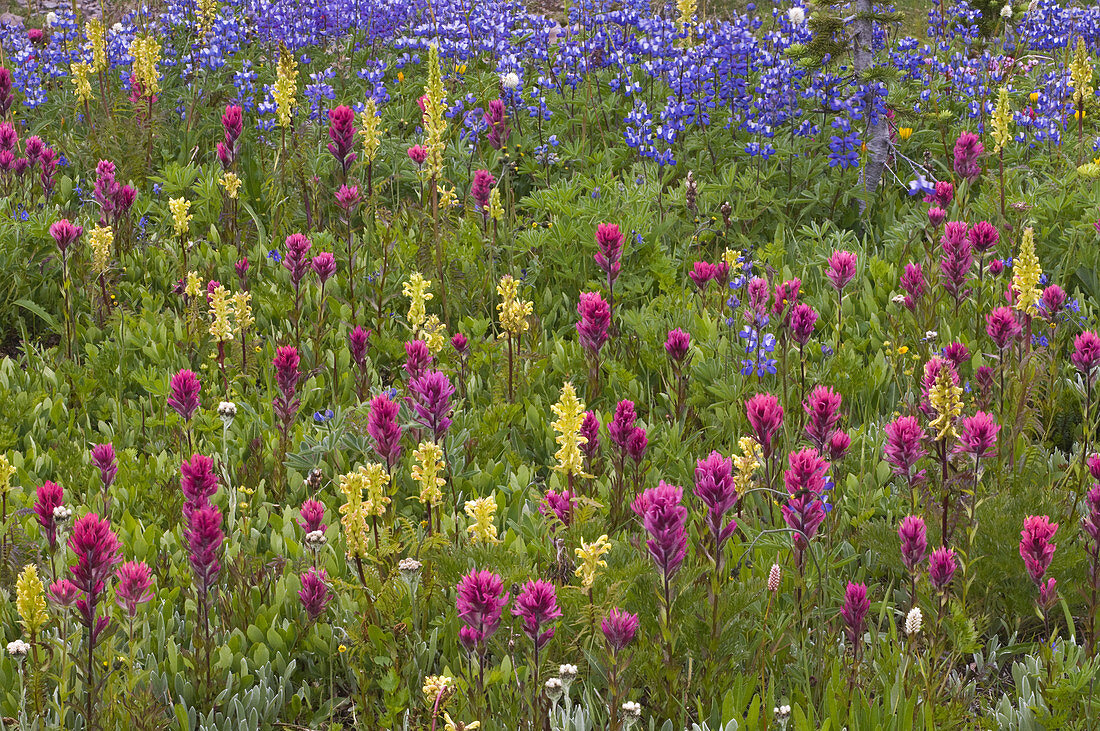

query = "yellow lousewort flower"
[
  {"left": 89, "top": 226, "right": 113, "bottom": 277},
  {"left": 992, "top": 86, "right": 1011, "bottom": 153},
  {"left": 420, "top": 314, "right": 447, "bottom": 354},
  {"left": 1029, "top": 92, "right": 1039, "bottom": 103},
  {"left": 220, "top": 171, "right": 242, "bottom": 199},
  {"left": 929, "top": 366, "right": 963, "bottom": 441},
  {"left": 338, "top": 466, "right": 385, "bottom": 558},
  {"left": 198, "top": 0, "right": 219, "bottom": 37},
  {"left": 70, "top": 62, "right": 94, "bottom": 103},
  {"left": 129, "top": 35, "right": 161, "bottom": 96},
  {"left": 551, "top": 382, "right": 588, "bottom": 479},
  {"left": 488, "top": 187, "right": 504, "bottom": 222},
  {"left": 421, "top": 43, "right": 447, "bottom": 180},
  {"left": 231, "top": 291, "right": 254, "bottom": 335},
  {"left": 360, "top": 98, "right": 382, "bottom": 165},
  {"left": 574, "top": 534, "right": 611, "bottom": 588},
  {"left": 1070, "top": 38, "right": 1094, "bottom": 109},
  {"left": 0, "top": 454, "right": 15, "bottom": 497},
  {"left": 723, "top": 248, "right": 740, "bottom": 267},
  {"left": 497, "top": 275, "right": 532, "bottom": 336},
  {"left": 16, "top": 564, "right": 48, "bottom": 635},
  {"left": 169, "top": 197, "right": 192, "bottom": 238},
  {"left": 1011, "top": 226, "right": 1042, "bottom": 315},
  {"left": 273, "top": 47, "right": 299, "bottom": 129},
  {"left": 402, "top": 272, "right": 433, "bottom": 331},
  {"left": 422, "top": 675, "right": 454, "bottom": 707},
  {"left": 1079, "top": 163, "right": 1100, "bottom": 179},
  {"left": 898, "top": 127, "right": 913, "bottom": 141},
  {"left": 208, "top": 284, "right": 233, "bottom": 342},
  {"left": 465, "top": 495, "right": 500, "bottom": 545},
  {"left": 733, "top": 436, "right": 762, "bottom": 493},
  {"left": 444, "top": 713, "right": 481, "bottom": 731},
  {"left": 352, "top": 463, "right": 391, "bottom": 517},
  {"left": 185, "top": 271, "right": 203, "bottom": 298},
  {"left": 86, "top": 20, "right": 107, "bottom": 73},
  {"left": 411, "top": 441, "right": 445, "bottom": 507},
  {"left": 677, "top": 0, "right": 697, "bottom": 47},
  {"left": 438, "top": 185, "right": 458, "bottom": 210}
]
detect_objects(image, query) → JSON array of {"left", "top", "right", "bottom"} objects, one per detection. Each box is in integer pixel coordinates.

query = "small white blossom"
[
  {"left": 6, "top": 639, "right": 30, "bottom": 657},
  {"left": 905, "top": 606, "right": 923, "bottom": 636},
  {"left": 922, "top": 330, "right": 938, "bottom": 342},
  {"left": 621, "top": 701, "right": 643, "bottom": 725},
  {"left": 53, "top": 505, "right": 72, "bottom": 521},
  {"left": 217, "top": 401, "right": 237, "bottom": 420},
  {"left": 46, "top": 12, "right": 58, "bottom": 26},
  {"left": 787, "top": 7, "right": 806, "bottom": 24},
  {"left": 892, "top": 293, "right": 907, "bottom": 305},
  {"left": 304, "top": 530, "right": 327, "bottom": 548},
  {"left": 501, "top": 72, "right": 520, "bottom": 90},
  {"left": 1000, "top": 3, "right": 1013, "bottom": 18},
  {"left": 398, "top": 558, "right": 422, "bottom": 575},
  {"left": 544, "top": 677, "right": 564, "bottom": 703}
]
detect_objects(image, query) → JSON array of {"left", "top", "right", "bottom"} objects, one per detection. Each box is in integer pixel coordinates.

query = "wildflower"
[
  {"left": 601, "top": 607, "right": 639, "bottom": 653},
  {"left": 311, "top": 252, "right": 337, "bottom": 284},
  {"left": 898, "top": 516, "right": 928, "bottom": 571},
  {"left": 402, "top": 272, "right": 433, "bottom": 332},
  {"left": 115, "top": 561, "right": 154, "bottom": 618},
  {"left": 443, "top": 714, "right": 480, "bottom": 731},
  {"left": 497, "top": 275, "right": 532, "bottom": 335},
  {"left": 501, "top": 72, "right": 520, "bottom": 89},
  {"left": 541, "top": 488, "right": 574, "bottom": 529},
  {"left": 488, "top": 187, "right": 504, "bottom": 221},
  {"left": 337, "top": 470, "right": 372, "bottom": 558},
  {"left": 928, "top": 546, "right": 957, "bottom": 592},
  {"left": 952, "top": 131, "right": 983, "bottom": 182},
  {"left": 929, "top": 365, "right": 963, "bottom": 441},
  {"left": 955, "top": 412, "right": 1000, "bottom": 459},
  {"left": 790, "top": 303, "right": 818, "bottom": 346},
  {"left": 513, "top": 580, "right": 563, "bottom": 649},
  {"left": 348, "top": 326, "right": 371, "bottom": 368},
  {"left": 1070, "top": 38, "right": 1095, "bottom": 111},
  {"left": 273, "top": 47, "right": 298, "bottom": 128},
  {"left": 1011, "top": 227, "right": 1042, "bottom": 315},
  {"left": 579, "top": 411, "right": 600, "bottom": 464},
  {"left": 621, "top": 701, "right": 643, "bottom": 727},
  {"left": 411, "top": 441, "right": 445, "bottom": 507},
  {"left": 70, "top": 62, "right": 94, "bottom": 103},
  {"left": 408, "top": 145, "right": 427, "bottom": 166},
  {"left": 905, "top": 607, "right": 923, "bottom": 636},
  {"left": 694, "top": 451, "right": 738, "bottom": 560},
  {"left": 826, "top": 250, "right": 857, "bottom": 292},
  {"left": 595, "top": 223, "right": 624, "bottom": 284},
  {"left": 50, "top": 219, "right": 83, "bottom": 253},
  {"left": 471, "top": 169, "right": 495, "bottom": 213},
  {"left": 336, "top": 184, "right": 360, "bottom": 210},
  {"left": 633, "top": 481, "right": 688, "bottom": 579},
  {"left": 576, "top": 292, "right": 610, "bottom": 356},
  {"left": 1019, "top": 515, "right": 1057, "bottom": 585},
  {"left": 367, "top": 393, "right": 403, "bottom": 469},
  {"left": 841, "top": 582, "right": 870, "bottom": 649},
  {"left": 68, "top": 513, "right": 122, "bottom": 643},
  {"left": 168, "top": 197, "right": 191, "bottom": 239},
  {"left": 220, "top": 172, "right": 242, "bottom": 199},
  {"left": 422, "top": 675, "right": 454, "bottom": 707},
  {"left": 298, "top": 567, "right": 332, "bottom": 621},
  {"left": 232, "top": 291, "right": 253, "bottom": 335},
  {"left": 575, "top": 534, "right": 612, "bottom": 588},
  {"left": 745, "top": 393, "right": 783, "bottom": 459},
  {"left": 180, "top": 454, "right": 218, "bottom": 521},
  {"left": 86, "top": 20, "right": 107, "bottom": 72},
  {"left": 940, "top": 222, "right": 973, "bottom": 302},
  {"left": 551, "top": 383, "right": 589, "bottom": 479},
  {"left": 665, "top": 328, "right": 691, "bottom": 362},
  {"left": 129, "top": 35, "right": 161, "bottom": 96},
  {"left": 767, "top": 563, "right": 781, "bottom": 592},
  {"left": 421, "top": 43, "right": 448, "bottom": 180},
  {"left": 89, "top": 226, "right": 112, "bottom": 276},
  {"left": 544, "top": 677, "right": 564, "bottom": 703},
  {"left": 465, "top": 496, "right": 500, "bottom": 544},
  {"left": 168, "top": 369, "right": 201, "bottom": 422},
  {"left": 360, "top": 99, "right": 382, "bottom": 164},
  {"left": 992, "top": 87, "right": 1011, "bottom": 153},
  {"left": 283, "top": 233, "right": 312, "bottom": 286},
  {"left": 34, "top": 481, "right": 64, "bottom": 551},
  {"left": 327, "top": 105, "right": 357, "bottom": 175},
  {"left": 804, "top": 386, "right": 843, "bottom": 453},
  {"left": 689, "top": 261, "right": 716, "bottom": 291},
  {"left": 970, "top": 221, "right": 1000, "bottom": 254},
  {"left": 16, "top": 564, "right": 48, "bottom": 635},
  {"left": 898, "top": 127, "right": 913, "bottom": 140},
  {"left": 6, "top": 640, "right": 29, "bottom": 658},
  {"left": 404, "top": 340, "right": 433, "bottom": 380},
  {"left": 986, "top": 307, "right": 1022, "bottom": 350},
  {"left": 1071, "top": 331, "right": 1100, "bottom": 383},
  {"left": 208, "top": 285, "right": 234, "bottom": 342},
  {"left": 456, "top": 569, "right": 510, "bottom": 649},
  {"left": 1041, "top": 285, "right": 1067, "bottom": 319}
]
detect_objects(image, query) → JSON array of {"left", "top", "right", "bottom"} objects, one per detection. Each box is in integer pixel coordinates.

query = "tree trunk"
[{"left": 853, "top": 0, "right": 889, "bottom": 199}]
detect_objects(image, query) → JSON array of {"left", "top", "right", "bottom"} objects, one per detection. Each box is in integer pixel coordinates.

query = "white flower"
[
  {"left": 398, "top": 558, "right": 422, "bottom": 575},
  {"left": 922, "top": 330, "right": 938, "bottom": 342},
  {"left": 905, "top": 606, "right": 923, "bottom": 636},
  {"left": 787, "top": 7, "right": 806, "bottom": 24},
  {"left": 559, "top": 663, "right": 578, "bottom": 678},
  {"left": 112, "top": 22, "right": 124, "bottom": 33},
  {"left": 304, "top": 530, "right": 327, "bottom": 548},
  {"left": 1027, "top": 0, "right": 1037, "bottom": 10},
  {"left": 217, "top": 401, "right": 237, "bottom": 419},
  {"left": 53, "top": 505, "right": 72, "bottom": 521},
  {"left": 544, "top": 677, "right": 564, "bottom": 703},
  {"left": 46, "top": 12, "right": 58, "bottom": 26},
  {"left": 767, "top": 563, "right": 782, "bottom": 592},
  {"left": 500, "top": 72, "right": 520, "bottom": 90},
  {"left": 1000, "top": 3, "right": 1012, "bottom": 18},
  {"left": 6, "top": 639, "right": 30, "bottom": 657},
  {"left": 891, "top": 293, "right": 907, "bottom": 305},
  {"left": 775, "top": 704, "right": 791, "bottom": 716},
  {"left": 621, "top": 701, "right": 642, "bottom": 722}
]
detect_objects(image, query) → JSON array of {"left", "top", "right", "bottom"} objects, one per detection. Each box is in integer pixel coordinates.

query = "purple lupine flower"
[
  {"left": 826, "top": 250, "right": 857, "bottom": 292},
  {"left": 634, "top": 481, "right": 688, "bottom": 579},
  {"left": 298, "top": 567, "right": 333, "bottom": 621},
  {"left": 180, "top": 454, "right": 218, "bottom": 520},
  {"left": 577, "top": 292, "right": 611, "bottom": 356},
  {"left": 115, "top": 561, "right": 154, "bottom": 618},
  {"left": 1072, "top": 331, "right": 1100, "bottom": 382},
  {"left": 456, "top": 569, "right": 510, "bottom": 648},
  {"left": 34, "top": 480, "right": 64, "bottom": 552},
  {"left": 1019, "top": 515, "right": 1057, "bottom": 585},
  {"left": 745, "top": 393, "right": 783, "bottom": 459},
  {"left": 841, "top": 581, "right": 870, "bottom": 648},
  {"left": 929, "top": 546, "right": 957, "bottom": 592},
  {"left": 883, "top": 415, "right": 927, "bottom": 482},
  {"left": 327, "top": 105, "right": 357, "bottom": 175},
  {"left": 594, "top": 223, "right": 624, "bottom": 285},
  {"left": 483, "top": 99, "right": 509, "bottom": 149},
  {"left": 273, "top": 346, "right": 301, "bottom": 427},
  {"left": 790, "top": 303, "right": 818, "bottom": 347},
  {"left": 955, "top": 412, "right": 999, "bottom": 459},
  {"left": 186, "top": 504, "right": 224, "bottom": 592},
  {"left": 900, "top": 263, "right": 925, "bottom": 310},
  {"left": 471, "top": 169, "right": 496, "bottom": 213},
  {"left": 283, "top": 233, "right": 313, "bottom": 286},
  {"left": 804, "top": 386, "right": 842, "bottom": 453},
  {"left": 953, "top": 131, "right": 983, "bottom": 182},
  {"left": 898, "top": 515, "right": 927, "bottom": 571},
  {"left": 299, "top": 499, "right": 327, "bottom": 533},
  {"left": 69, "top": 513, "right": 122, "bottom": 643},
  {"left": 665, "top": 328, "right": 691, "bottom": 363},
  {"left": 348, "top": 326, "right": 371, "bottom": 368},
  {"left": 367, "top": 393, "right": 403, "bottom": 469},
  {"left": 601, "top": 607, "right": 639, "bottom": 654},
  {"left": 311, "top": 252, "right": 337, "bottom": 284},
  {"left": 167, "top": 369, "right": 201, "bottom": 422},
  {"left": 986, "top": 307, "right": 1021, "bottom": 350},
  {"left": 579, "top": 411, "right": 600, "bottom": 463},
  {"left": 541, "top": 489, "right": 574, "bottom": 528},
  {"left": 90, "top": 443, "right": 118, "bottom": 488},
  {"left": 404, "top": 340, "right": 433, "bottom": 380},
  {"left": 409, "top": 370, "right": 455, "bottom": 443},
  {"left": 969, "top": 221, "right": 1000, "bottom": 254},
  {"left": 693, "top": 451, "right": 738, "bottom": 561},
  {"left": 512, "top": 579, "right": 562, "bottom": 650}
]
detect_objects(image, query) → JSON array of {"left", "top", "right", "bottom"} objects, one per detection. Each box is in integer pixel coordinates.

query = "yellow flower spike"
[
  {"left": 208, "top": 284, "right": 234, "bottom": 342},
  {"left": 992, "top": 86, "right": 1011, "bottom": 153},
  {"left": 574, "top": 534, "right": 612, "bottom": 588},
  {"left": 1011, "top": 226, "right": 1042, "bottom": 316},
  {"left": 89, "top": 226, "right": 113, "bottom": 277},
  {"left": 488, "top": 187, "right": 504, "bottom": 222},
  {"left": 86, "top": 19, "right": 107, "bottom": 73},
  {"left": 70, "top": 62, "right": 94, "bottom": 103},
  {"left": 422, "top": 675, "right": 454, "bottom": 708},
  {"left": 129, "top": 35, "right": 161, "bottom": 95},
  {"left": 0, "top": 454, "right": 15, "bottom": 497},
  {"left": 360, "top": 98, "right": 382, "bottom": 165},
  {"left": 16, "top": 564, "right": 48, "bottom": 636},
  {"left": 231, "top": 291, "right": 254, "bottom": 335},
  {"left": 421, "top": 43, "right": 448, "bottom": 180},
  {"left": 411, "top": 441, "right": 445, "bottom": 507},
  {"left": 402, "top": 272, "right": 433, "bottom": 332},
  {"left": 496, "top": 275, "right": 532, "bottom": 336},
  {"left": 169, "top": 198, "right": 192, "bottom": 239},
  {"left": 677, "top": 0, "right": 697, "bottom": 47},
  {"left": 1070, "top": 37, "right": 1094, "bottom": 110},
  {"left": 273, "top": 47, "right": 299, "bottom": 129},
  {"left": 420, "top": 314, "right": 448, "bottom": 354},
  {"left": 929, "top": 366, "right": 963, "bottom": 441},
  {"left": 444, "top": 712, "right": 480, "bottom": 731},
  {"left": 551, "top": 382, "right": 589, "bottom": 479},
  {"left": 464, "top": 495, "right": 500, "bottom": 545},
  {"left": 337, "top": 464, "right": 389, "bottom": 557},
  {"left": 220, "top": 171, "right": 242, "bottom": 199},
  {"left": 197, "top": 0, "right": 219, "bottom": 37},
  {"left": 733, "top": 436, "right": 762, "bottom": 492},
  {"left": 185, "top": 271, "right": 203, "bottom": 298}
]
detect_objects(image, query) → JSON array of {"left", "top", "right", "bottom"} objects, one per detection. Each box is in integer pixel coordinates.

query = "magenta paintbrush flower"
[
  {"left": 180, "top": 454, "right": 218, "bottom": 520},
  {"left": 841, "top": 581, "right": 870, "bottom": 648},
  {"left": 49, "top": 218, "right": 83, "bottom": 253},
  {"left": 745, "top": 392, "right": 783, "bottom": 459},
  {"left": 327, "top": 105, "right": 357, "bottom": 175},
  {"left": 928, "top": 546, "right": 957, "bottom": 592},
  {"left": 772, "top": 279, "right": 801, "bottom": 323},
  {"left": 167, "top": 369, "right": 201, "bottom": 422},
  {"left": 899, "top": 262, "right": 925, "bottom": 310},
  {"left": 986, "top": 306, "right": 1021, "bottom": 350},
  {"left": 483, "top": 99, "right": 510, "bottom": 149},
  {"left": 283, "top": 233, "right": 313, "bottom": 287},
  {"left": 407, "top": 144, "right": 427, "bottom": 165},
  {"left": 790, "top": 303, "right": 818, "bottom": 346},
  {"left": 898, "top": 515, "right": 927, "bottom": 571},
  {"left": 689, "top": 261, "right": 716, "bottom": 291},
  {"left": 577, "top": 291, "right": 611, "bottom": 356},
  {"left": 955, "top": 411, "right": 1000, "bottom": 459},
  {"left": 1071, "top": 331, "right": 1100, "bottom": 382},
  {"left": 471, "top": 169, "right": 496, "bottom": 213},
  {"left": 924, "top": 181, "right": 953, "bottom": 208},
  {"left": 953, "top": 131, "right": 983, "bottom": 181},
  {"left": 34, "top": 480, "right": 64, "bottom": 551},
  {"left": 626, "top": 427, "right": 648, "bottom": 463},
  {"left": 828, "top": 430, "right": 851, "bottom": 460},
  {"left": 513, "top": 579, "right": 562, "bottom": 650},
  {"left": 608, "top": 400, "right": 638, "bottom": 449},
  {"left": 943, "top": 341, "right": 970, "bottom": 367},
  {"left": 940, "top": 222, "right": 972, "bottom": 303},
  {"left": 781, "top": 493, "right": 826, "bottom": 562},
  {"left": 273, "top": 345, "right": 301, "bottom": 427},
  {"left": 1019, "top": 515, "right": 1057, "bottom": 585},
  {"left": 665, "top": 328, "right": 691, "bottom": 363},
  {"left": 69, "top": 513, "right": 122, "bottom": 642},
  {"left": 90, "top": 443, "right": 118, "bottom": 488},
  {"left": 969, "top": 220, "right": 999, "bottom": 254},
  {"left": 404, "top": 339, "right": 433, "bottom": 380},
  {"left": 541, "top": 488, "right": 574, "bottom": 529},
  {"left": 804, "top": 386, "right": 842, "bottom": 452},
  {"left": 784, "top": 448, "right": 829, "bottom": 497},
  {"left": 115, "top": 561, "right": 154, "bottom": 618},
  {"left": 579, "top": 411, "right": 600, "bottom": 462},
  {"left": 368, "top": 393, "right": 403, "bottom": 469},
  {"left": 601, "top": 607, "right": 639, "bottom": 654},
  {"left": 826, "top": 250, "right": 857, "bottom": 292},
  {"left": 298, "top": 567, "right": 333, "bottom": 621},
  {"left": 409, "top": 369, "right": 455, "bottom": 443},
  {"left": 457, "top": 569, "right": 510, "bottom": 649},
  {"left": 336, "top": 184, "right": 361, "bottom": 211},
  {"left": 1085, "top": 484, "right": 1100, "bottom": 544},
  {"left": 48, "top": 578, "right": 81, "bottom": 608},
  {"left": 636, "top": 481, "right": 688, "bottom": 579},
  {"left": 299, "top": 499, "right": 327, "bottom": 534},
  {"left": 187, "top": 503, "right": 224, "bottom": 591},
  {"left": 693, "top": 451, "right": 738, "bottom": 560},
  {"left": 348, "top": 326, "right": 371, "bottom": 368},
  {"left": 594, "top": 223, "right": 623, "bottom": 284},
  {"left": 1041, "top": 285, "right": 1066, "bottom": 319},
  {"left": 311, "top": 251, "right": 337, "bottom": 284},
  {"left": 883, "top": 415, "right": 927, "bottom": 482}
]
